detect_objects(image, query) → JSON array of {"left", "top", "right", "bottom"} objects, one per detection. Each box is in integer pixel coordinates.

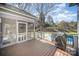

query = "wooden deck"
[
  {"left": 54, "top": 49, "right": 71, "bottom": 56},
  {"left": 0, "top": 40, "right": 71, "bottom": 56}
]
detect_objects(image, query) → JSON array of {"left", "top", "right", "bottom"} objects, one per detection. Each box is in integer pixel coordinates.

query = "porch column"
[
  {"left": 0, "top": 18, "right": 3, "bottom": 48},
  {"left": 26, "top": 23, "right": 28, "bottom": 40},
  {"left": 33, "top": 20, "right": 36, "bottom": 40},
  {"left": 16, "top": 20, "right": 18, "bottom": 43}
]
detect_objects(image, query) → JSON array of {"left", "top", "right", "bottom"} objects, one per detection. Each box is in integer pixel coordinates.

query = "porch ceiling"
[{"left": 0, "top": 4, "right": 38, "bottom": 23}]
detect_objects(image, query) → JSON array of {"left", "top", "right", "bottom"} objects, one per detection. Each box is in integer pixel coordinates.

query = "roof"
[{"left": 0, "top": 3, "right": 37, "bottom": 20}]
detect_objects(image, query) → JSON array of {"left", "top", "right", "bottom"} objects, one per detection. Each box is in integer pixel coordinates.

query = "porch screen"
[{"left": 2, "top": 18, "right": 17, "bottom": 45}]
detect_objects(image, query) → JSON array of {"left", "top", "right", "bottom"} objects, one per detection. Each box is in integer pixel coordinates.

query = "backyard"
[{"left": 0, "top": 3, "right": 78, "bottom": 56}]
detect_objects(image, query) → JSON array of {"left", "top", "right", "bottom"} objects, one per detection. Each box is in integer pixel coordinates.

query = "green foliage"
[
  {"left": 44, "top": 19, "right": 77, "bottom": 32},
  {"left": 47, "top": 15, "right": 54, "bottom": 25},
  {"left": 57, "top": 21, "right": 77, "bottom": 32},
  {"left": 44, "top": 22, "right": 50, "bottom": 27},
  {"left": 69, "top": 3, "right": 76, "bottom": 7}
]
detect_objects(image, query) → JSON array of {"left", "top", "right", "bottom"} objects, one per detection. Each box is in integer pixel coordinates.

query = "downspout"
[
  {"left": 77, "top": 5, "right": 79, "bottom": 55},
  {"left": 0, "top": 18, "right": 3, "bottom": 48}
]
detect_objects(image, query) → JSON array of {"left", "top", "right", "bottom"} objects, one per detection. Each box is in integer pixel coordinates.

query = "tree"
[
  {"left": 57, "top": 20, "right": 65, "bottom": 31},
  {"left": 31, "top": 4, "right": 55, "bottom": 31},
  {"left": 10, "top": 3, "right": 31, "bottom": 11},
  {"left": 11, "top": 3, "right": 56, "bottom": 39},
  {"left": 32, "top": 4, "right": 56, "bottom": 38},
  {"left": 47, "top": 15, "right": 54, "bottom": 25}
]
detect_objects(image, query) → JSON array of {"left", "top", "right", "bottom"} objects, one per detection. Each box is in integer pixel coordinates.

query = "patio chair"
[
  {"left": 55, "top": 35, "right": 66, "bottom": 51},
  {"left": 55, "top": 35, "right": 76, "bottom": 55}
]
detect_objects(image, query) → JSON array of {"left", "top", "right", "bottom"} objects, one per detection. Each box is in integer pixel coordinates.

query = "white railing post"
[{"left": 73, "top": 35, "right": 78, "bottom": 49}]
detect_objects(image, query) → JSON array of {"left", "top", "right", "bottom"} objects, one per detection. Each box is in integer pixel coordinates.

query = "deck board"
[
  {"left": 0, "top": 40, "right": 71, "bottom": 56},
  {"left": 54, "top": 49, "right": 71, "bottom": 56},
  {"left": 0, "top": 40, "right": 56, "bottom": 56}
]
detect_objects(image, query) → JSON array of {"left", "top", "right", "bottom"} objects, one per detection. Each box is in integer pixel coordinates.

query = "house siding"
[{"left": 0, "top": 4, "right": 36, "bottom": 48}]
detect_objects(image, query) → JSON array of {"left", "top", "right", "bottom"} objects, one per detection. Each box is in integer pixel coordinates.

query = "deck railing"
[
  {"left": 27, "top": 32, "right": 78, "bottom": 55},
  {"left": 30, "top": 32, "right": 77, "bottom": 47}
]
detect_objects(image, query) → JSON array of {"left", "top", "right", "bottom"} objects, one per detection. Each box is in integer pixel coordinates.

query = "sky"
[{"left": 47, "top": 3, "right": 77, "bottom": 23}]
